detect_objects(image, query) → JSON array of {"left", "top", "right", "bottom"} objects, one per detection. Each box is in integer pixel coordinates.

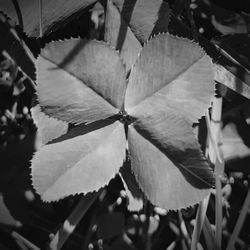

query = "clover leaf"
[{"left": 31, "top": 33, "right": 215, "bottom": 210}]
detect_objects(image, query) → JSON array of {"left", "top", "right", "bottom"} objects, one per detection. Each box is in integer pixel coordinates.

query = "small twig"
[
  {"left": 49, "top": 190, "right": 101, "bottom": 250},
  {"left": 191, "top": 195, "right": 210, "bottom": 250},
  {"left": 226, "top": 181, "right": 250, "bottom": 250}
]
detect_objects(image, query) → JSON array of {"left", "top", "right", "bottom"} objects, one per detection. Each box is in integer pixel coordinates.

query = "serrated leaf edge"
[
  {"left": 30, "top": 121, "right": 127, "bottom": 202},
  {"left": 31, "top": 104, "right": 69, "bottom": 147},
  {"left": 37, "top": 37, "right": 128, "bottom": 114},
  {"left": 127, "top": 123, "right": 214, "bottom": 210},
  {"left": 127, "top": 32, "right": 215, "bottom": 122},
  {"left": 40, "top": 37, "right": 128, "bottom": 75}
]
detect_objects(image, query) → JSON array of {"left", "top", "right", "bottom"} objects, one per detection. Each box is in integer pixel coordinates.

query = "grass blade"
[
  {"left": 226, "top": 182, "right": 250, "bottom": 250},
  {"left": 178, "top": 211, "right": 190, "bottom": 249},
  {"left": 49, "top": 190, "right": 101, "bottom": 250},
  {"left": 203, "top": 216, "right": 219, "bottom": 250}
]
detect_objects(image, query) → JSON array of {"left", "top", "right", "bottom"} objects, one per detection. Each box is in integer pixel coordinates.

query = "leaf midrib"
[
  {"left": 132, "top": 125, "right": 214, "bottom": 188},
  {"left": 127, "top": 52, "right": 205, "bottom": 111},
  {"left": 42, "top": 123, "right": 122, "bottom": 197},
  {"left": 41, "top": 55, "right": 118, "bottom": 111}
]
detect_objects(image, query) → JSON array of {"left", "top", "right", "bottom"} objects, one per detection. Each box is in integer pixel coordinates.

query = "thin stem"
[
  {"left": 81, "top": 203, "right": 99, "bottom": 250},
  {"left": 208, "top": 96, "right": 224, "bottom": 248},
  {"left": 215, "top": 158, "right": 224, "bottom": 248},
  {"left": 178, "top": 211, "right": 190, "bottom": 248},
  {"left": 49, "top": 191, "right": 101, "bottom": 250},
  {"left": 226, "top": 181, "right": 250, "bottom": 250},
  {"left": 203, "top": 216, "right": 219, "bottom": 250},
  {"left": 191, "top": 194, "right": 210, "bottom": 250},
  {"left": 144, "top": 201, "right": 151, "bottom": 250}
]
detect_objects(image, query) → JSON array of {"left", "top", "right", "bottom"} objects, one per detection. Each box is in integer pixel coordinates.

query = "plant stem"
[
  {"left": 191, "top": 194, "right": 210, "bottom": 250},
  {"left": 226, "top": 181, "right": 250, "bottom": 250},
  {"left": 205, "top": 112, "right": 223, "bottom": 164},
  {"left": 48, "top": 190, "right": 101, "bottom": 250},
  {"left": 166, "top": 240, "right": 177, "bottom": 250},
  {"left": 178, "top": 211, "right": 190, "bottom": 248},
  {"left": 208, "top": 96, "right": 224, "bottom": 249},
  {"left": 81, "top": 204, "right": 99, "bottom": 250},
  {"left": 203, "top": 216, "right": 219, "bottom": 250},
  {"left": 144, "top": 201, "right": 151, "bottom": 250},
  {"left": 215, "top": 158, "right": 224, "bottom": 247}
]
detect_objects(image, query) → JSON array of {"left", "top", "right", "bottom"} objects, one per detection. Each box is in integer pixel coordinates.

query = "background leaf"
[
  {"left": 31, "top": 121, "right": 126, "bottom": 202},
  {"left": 125, "top": 33, "right": 214, "bottom": 123},
  {"left": 213, "top": 42, "right": 250, "bottom": 100},
  {"left": 112, "top": 0, "right": 171, "bottom": 43},
  {"left": 127, "top": 106, "right": 214, "bottom": 210},
  {"left": 104, "top": 0, "right": 142, "bottom": 72},
  {"left": 37, "top": 39, "right": 127, "bottom": 124},
  {"left": 222, "top": 122, "right": 250, "bottom": 161},
  {"left": 0, "top": 18, "right": 35, "bottom": 80},
  {"left": 0, "top": 0, "right": 97, "bottom": 37}
]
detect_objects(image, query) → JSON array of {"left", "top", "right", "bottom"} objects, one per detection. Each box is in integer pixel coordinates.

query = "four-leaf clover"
[{"left": 31, "top": 33, "right": 215, "bottom": 210}]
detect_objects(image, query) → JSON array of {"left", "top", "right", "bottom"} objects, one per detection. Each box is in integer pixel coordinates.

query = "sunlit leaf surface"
[
  {"left": 37, "top": 39, "right": 127, "bottom": 124},
  {"left": 32, "top": 122, "right": 126, "bottom": 201},
  {"left": 125, "top": 34, "right": 214, "bottom": 123},
  {"left": 128, "top": 105, "right": 214, "bottom": 209},
  {"left": 32, "top": 33, "right": 215, "bottom": 209}
]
